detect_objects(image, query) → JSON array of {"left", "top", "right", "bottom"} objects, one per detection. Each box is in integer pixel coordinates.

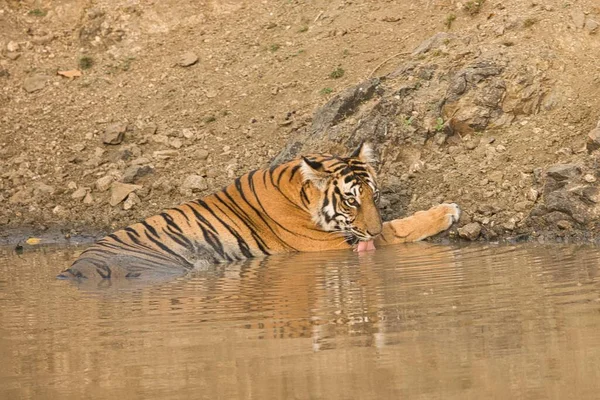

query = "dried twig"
[{"left": 367, "top": 51, "right": 411, "bottom": 78}]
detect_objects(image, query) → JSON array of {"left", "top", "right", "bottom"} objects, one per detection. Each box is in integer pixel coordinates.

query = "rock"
[
  {"left": 178, "top": 52, "right": 199, "bottom": 67},
  {"left": 585, "top": 19, "right": 599, "bottom": 34},
  {"left": 197, "top": 149, "right": 210, "bottom": 160},
  {"left": 23, "top": 75, "right": 48, "bottom": 93},
  {"left": 527, "top": 188, "right": 539, "bottom": 202},
  {"left": 182, "top": 128, "right": 194, "bottom": 139},
  {"left": 586, "top": 120, "right": 600, "bottom": 152},
  {"left": 458, "top": 222, "right": 481, "bottom": 241},
  {"left": 71, "top": 187, "right": 88, "bottom": 200},
  {"left": 6, "top": 41, "right": 19, "bottom": 52},
  {"left": 95, "top": 175, "right": 114, "bottom": 191},
  {"left": 488, "top": 171, "right": 503, "bottom": 183},
  {"left": 546, "top": 164, "right": 581, "bottom": 181},
  {"left": 121, "top": 165, "right": 153, "bottom": 183},
  {"left": 571, "top": 9, "right": 586, "bottom": 29},
  {"left": 130, "top": 157, "right": 151, "bottom": 165},
  {"left": 6, "top": 52, "right": 20, "bottom": 60},
  {"left": 52, "top": 205, "right": 68, "bottom": 217},
  {"left": 103, "top": 122, "right": 127, "bottom": 145},
  {"left": 584, "top": 174, "right": 597, "bottom": 183},
  {"left": 169, "top": 138, "right": 183, "bottom": 149},
  {"left": 110, "top": 182, "right": 142, "bottom": 206},
  {"left": 182, "top": 174, "right": 208, "bottom": 192},
  {"left": 123, "top": 192, "right": 140, "bottom": 210},
  {"left": 153, "top": 150, "right": 178, "bottom": 159},
  {"left": 83, "top": 193, "right": 94, "bottom": 205},
  {"left": 557, "top": 220, "right": 573, "bottom": 230}
]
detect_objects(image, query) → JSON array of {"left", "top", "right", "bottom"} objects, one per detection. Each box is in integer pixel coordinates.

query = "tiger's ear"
[
  {"left": 349, "top": 142, "right": 377, "bottom": 164},
  {"left": 300, "top": 157, "right": 329, "bottom": 190}
]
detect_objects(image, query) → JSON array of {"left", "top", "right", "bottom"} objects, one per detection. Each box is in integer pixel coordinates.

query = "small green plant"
[
  {"left": 329, "top": 67, "right": 345, "bottom": 79},
  {"left": 298, "top": 25, "right": 308, "bottom": 33},
  {"left": 400, "top": 115, "right": 414, "bottom": 126},
  {"left": 120, "top": 57, "right": 135, "bottom": 71},
  {"left": 79, "top": 56, "right": 94, "bottom": 70},
  {"left": 445, "top": 14, "right": 456, "bottom": 29},
  {"left": 342, "top": 49, "right": 350, "bottom": 57},
  {"left": 523, "top": 18, "right": 538, "bottom": 28},
  {"left": 269, "top": 44, "right": 280, "bottom": 52},
  {"left": 435, "top": 117, "right": 444, "bottom": 132},
  {"left": 320, "top": 87, "right": 333, "bottom": 95},
  {"left": 28, "top": 8, "right": 47, "bottom": 17},
  {"left": 205, "top": 115, "right": 216, "bottom": 123},
  {"left": 463, "top": 0, "right": 485, "bottom": 15}
]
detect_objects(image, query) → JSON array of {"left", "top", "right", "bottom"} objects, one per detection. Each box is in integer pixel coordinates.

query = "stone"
[
  {"left": 31, "top": 33, "right": 54, "bottom": 45},
  {"left": 527, "top": 188, "right": 539, "bottom": 202},
  {"left": 71, "top": 187, "right": 88, "bottom": 200},
  {"left": 83, "top": 193, "right": 94, "bottom": 205},
  {"left": 9, "top": 189, "right": 31, "bottom": 205},
  {"left": 586, "top": 120, "right": 600, "bottom": 152},
  {"left": 52, "top": 205, "right": 68, "bottom": 217},
  {"left": 458, "top": 222, "right": 481, "bottom": 241},
  {"left": 488, "top": 171, "right": 504, "bottom": 183},
  {"left": 141, "top": 123, "right": 158, "bottom": 136},
  {"left": 153, "top": 150, "right": 178, "bottom": 159},
  {"left": 110, "top": 182, "right": 142, "bottom": 206},
  {"left": 196, "top": 149, "right": 210, "bottom": 160},
  {"left": 182, "top": 174, "right": 208, "bottom": 192},
  {"left": 169, "top": 138, "right": 183, "bottom": 149},
  {"left": 178, "top": 52, "right": 199, "bottom": 67},
  {"left": 546, "top": 164, "right": 581, "bottom": 181},
  {"left": 95, "top": 175, "right": 114, "bottom": 191},
  {"left": 182, "top": 128, "right": 194, "bottom": 139},
  {"left": 6, "top": 41, "right": 19, "bottom": 52},
  {"left": 6, "top": 52, "right": 20, "bottom": 60},
  {"left": 123, "top": 192, "right": 140, "bottom": 210},
  {"left": 33, "top": 182, "right": 54, "bottom": 195},
  {"left": 585, "top": 19, "right": 599, "bottom": 33},
  {"left": 557, "top": 220, "right": 573, "bottom": 230},
  {"left": 103, "top": 122, "right": 127, "bottom": 145},
  {"left": 23, "top": 75, "right": 48, "bottom": 93},
  {"left": 121, "top": 165, "right": 153, "bottom": 183},
  {"left": 584, "top": 174, "right": 597, "bottom": 183}
]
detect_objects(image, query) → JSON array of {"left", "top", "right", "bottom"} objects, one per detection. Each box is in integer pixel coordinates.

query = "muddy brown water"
[{"left": 1, "top": 243, "right": 600, "bottom": 399}]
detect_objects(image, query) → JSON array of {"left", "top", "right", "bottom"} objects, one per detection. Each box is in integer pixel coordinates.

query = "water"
[{"left": 1, "top": 242, "right": 600, "bottom": 400}]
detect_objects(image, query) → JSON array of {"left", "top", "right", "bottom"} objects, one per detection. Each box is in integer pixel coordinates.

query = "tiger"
[{"left": 58, "top": 143, "right": 460, "bottom": 280}]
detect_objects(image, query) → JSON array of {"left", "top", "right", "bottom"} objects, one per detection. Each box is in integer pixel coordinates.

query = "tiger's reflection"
[{"left": 68, "top": 242, "right": 461, "bottom": 351}]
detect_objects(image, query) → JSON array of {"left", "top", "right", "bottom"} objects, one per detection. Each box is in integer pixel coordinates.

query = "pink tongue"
[{"left": 356, "top": 240, "right": 376, "bottom": 252}]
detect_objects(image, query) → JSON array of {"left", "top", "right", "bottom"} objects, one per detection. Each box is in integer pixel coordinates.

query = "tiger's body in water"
[{"left": 59, "top": 144, "right": 460, "bottom": 280}]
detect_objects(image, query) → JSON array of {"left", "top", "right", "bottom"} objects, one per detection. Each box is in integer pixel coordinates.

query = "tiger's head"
[{"left": 300, "top": 142, "right": 382, "bottom": 243}]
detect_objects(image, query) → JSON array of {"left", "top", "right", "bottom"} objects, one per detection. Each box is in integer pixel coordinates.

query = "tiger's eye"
[{"left": 345, "top": 197, "right": 358, "bottom": 207}]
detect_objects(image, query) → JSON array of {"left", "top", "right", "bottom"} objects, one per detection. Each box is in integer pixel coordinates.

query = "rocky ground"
[{"left": 2, "top": 0, "right": 600, "bottom": 245}]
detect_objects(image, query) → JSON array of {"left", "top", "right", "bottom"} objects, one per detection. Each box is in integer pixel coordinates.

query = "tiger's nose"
[{"left": 367, "top": 227, "right": 382, "bottom": 237}]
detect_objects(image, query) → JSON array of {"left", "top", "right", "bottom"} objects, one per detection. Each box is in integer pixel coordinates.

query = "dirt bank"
[{"left": 2, "top": 0, "right": 600, "bottom": 244}]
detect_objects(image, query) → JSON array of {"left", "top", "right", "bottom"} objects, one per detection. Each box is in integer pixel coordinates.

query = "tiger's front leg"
[{"left": 375, "top": 203, "right": 460, "bottom": 246}]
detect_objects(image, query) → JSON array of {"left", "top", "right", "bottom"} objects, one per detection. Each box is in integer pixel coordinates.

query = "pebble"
[
  {"left": 83, "top": 193, "right": 94, "bottom": 205},
  {"left": 458, "top": 222, "right": 481, "bottom": 241},
  {"left": 527, "top": 188, "right": 539, "bottom": 202},
  {"left": 182, "top": 174, "right": 208, "bottom": 192},
  {"left": 23, "top": 75, "right": 48, "bottom": 93},
  {"left": 182, "top": 128, "right": 194, "bottom": 139},
  {"left": 71, "top": 187, "right": 88, "bottom": 200},
  {"left": 6, "top": 41, "right": 19, "bottom": 52},
  {"left": 584, "top": 174, "right": 597, "bottom": 183},
  {"left": 169, "top": 138, "right": 183, "bottom": 149},
  {"left": 123, "top": 192, "right": 140, "bottom": 210},
  {"left": 121, "top": 165, "right": 153, "bottom": 184},
  {"left": 557, "top": 220, "right": 573, "bottom": 230},
  {"left": 103, "top": 122, "right": 127, "bottom": 145},
  {"left": 95, "top": 175, "right": 114, "bottom": 192},
  {"left": 197, "top": 149, "right": 210, "bottom": 160},
  {"left": 178, "top": 52, "right": 199, "bottom": 67},
  {"left": 547, "top": 164, "right": 581, "bottom": 181},
  {"left": 571, "top": 9, "right": 586, "bottom": 29},
  {"left": 110, "top": 182, "right": 142, "bottom": 206},
  {"left": 153, "top": 150, "right": 178, "bottom": 159},
  {"left": 585, "top": 19, "right": 599, "bottom": 33}
]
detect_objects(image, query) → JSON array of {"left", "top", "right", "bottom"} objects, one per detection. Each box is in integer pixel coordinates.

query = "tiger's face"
[{"left": 300, "top": 143, "right": 383, "bottom": 243}]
